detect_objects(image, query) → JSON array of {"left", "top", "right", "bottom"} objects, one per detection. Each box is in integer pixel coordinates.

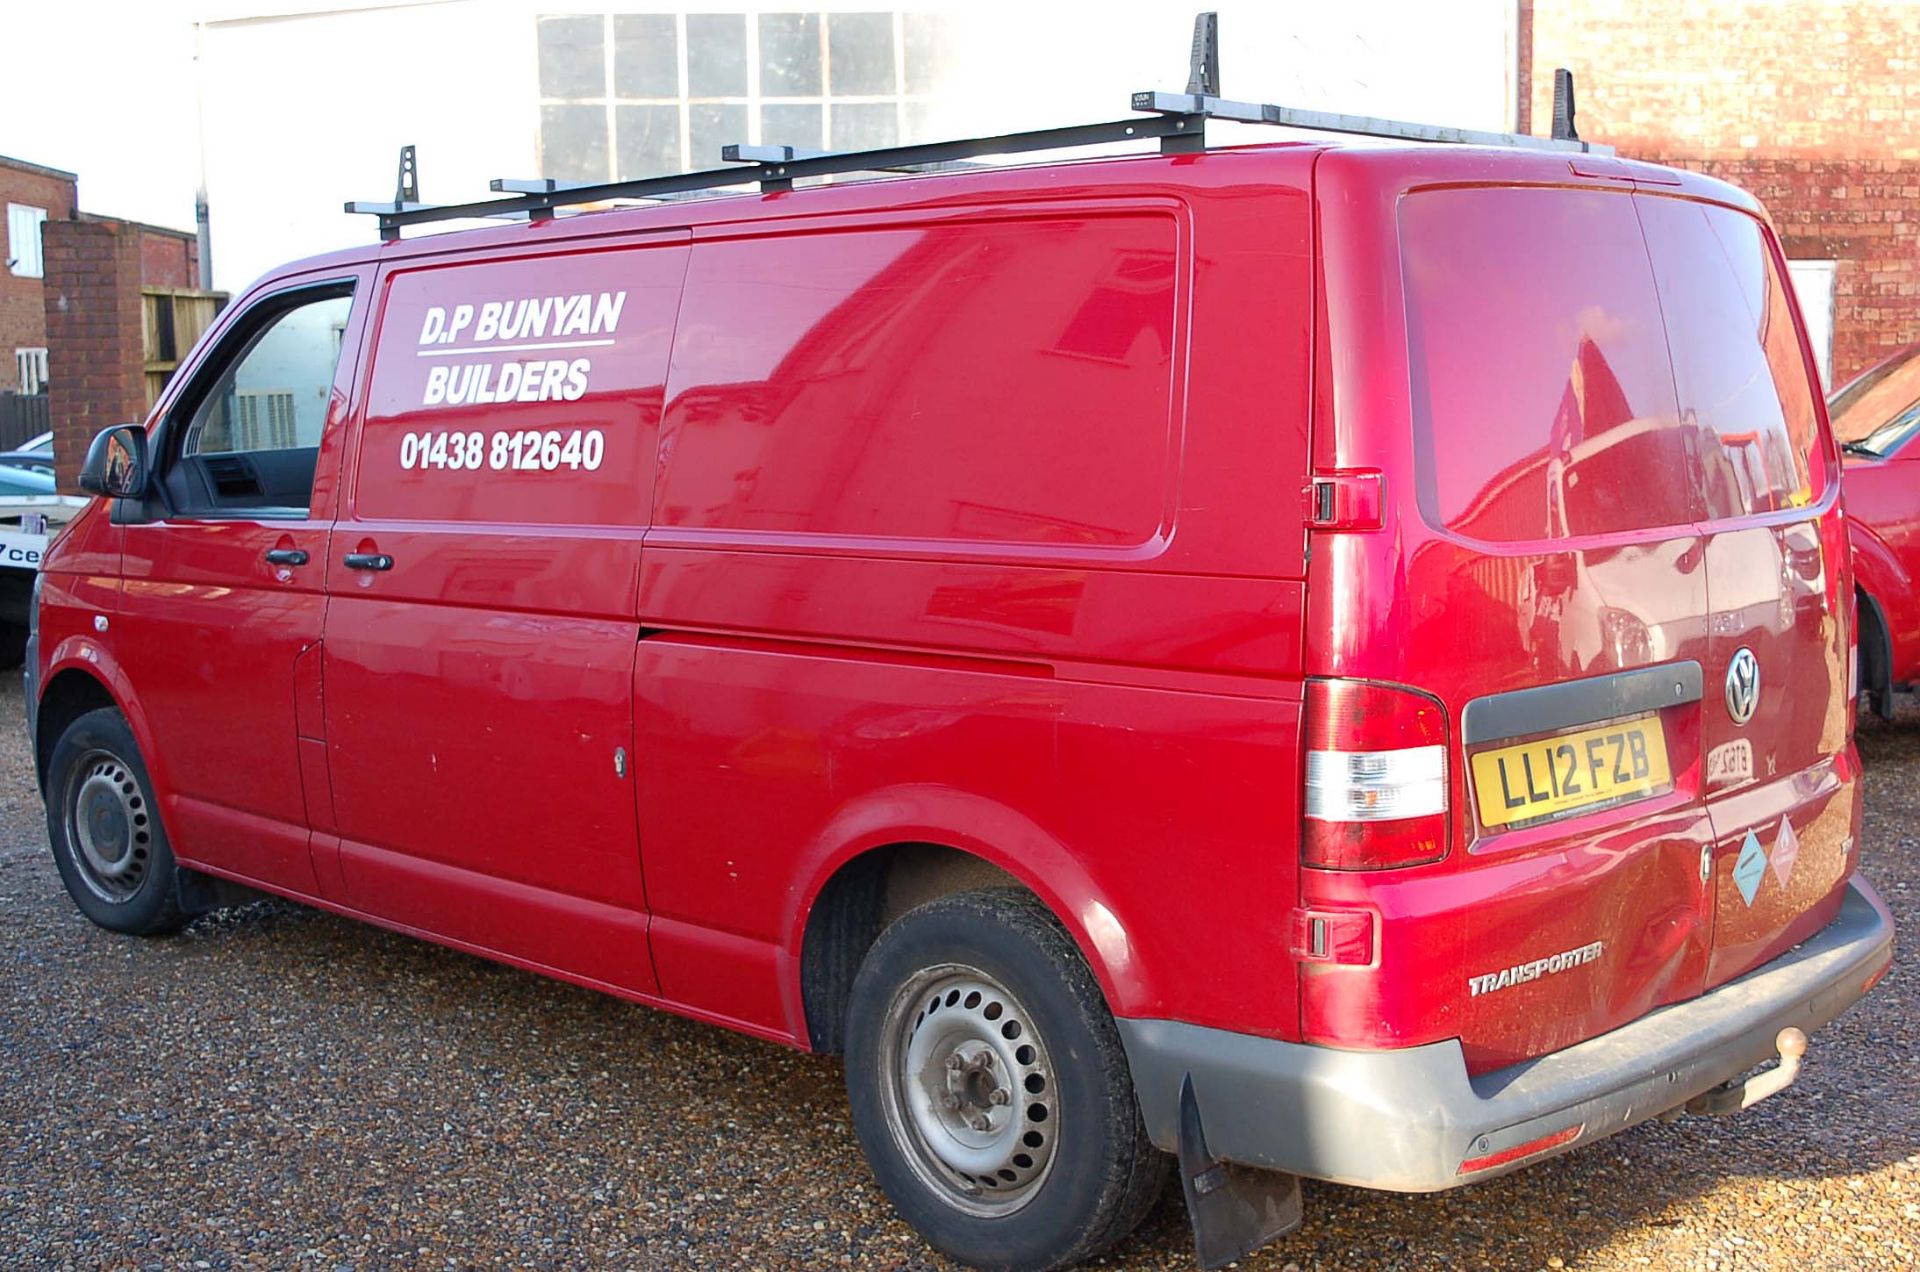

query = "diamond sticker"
[
  {"left": 1772, "top": 816, "right": 1800, "bottom": 890},
  {"left": 1732, "top": 830, "right": 1768, "bottom": 908}
]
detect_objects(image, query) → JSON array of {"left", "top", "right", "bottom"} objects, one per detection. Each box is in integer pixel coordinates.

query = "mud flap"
[{"left": 1177, "top": 1074, "right": 1303, "bottom": 1269}]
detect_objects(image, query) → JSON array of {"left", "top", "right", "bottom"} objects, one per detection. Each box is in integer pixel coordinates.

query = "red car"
[
  {"left": 30, "top": 116, "right": 1891, "bottom": 1270},
  {"left": 1835, "top": 345, "right": 1920, "bottom": 718}
]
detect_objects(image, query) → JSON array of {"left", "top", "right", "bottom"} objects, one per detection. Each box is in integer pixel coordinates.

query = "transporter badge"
[{"left": 1467, "top": 940, "right": 1605, "bottom": 997}]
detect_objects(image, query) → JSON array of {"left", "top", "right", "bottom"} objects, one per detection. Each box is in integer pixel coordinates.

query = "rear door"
[
  {"left": 1635, "top": 196, "right": 1858, "bottom": 984},
  {"left": 1305, "top": 172, "right": 1720, "bottom": 1071}
]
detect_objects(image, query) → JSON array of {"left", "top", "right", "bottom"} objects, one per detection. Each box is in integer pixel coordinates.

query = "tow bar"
[{"left": 1685, "top": 1027, "right": 1809, "bottom": 1116}]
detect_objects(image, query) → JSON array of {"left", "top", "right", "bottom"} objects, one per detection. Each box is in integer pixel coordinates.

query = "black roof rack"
[{"left": 347, "top": 13, "right": 1609, "bottom": 243}]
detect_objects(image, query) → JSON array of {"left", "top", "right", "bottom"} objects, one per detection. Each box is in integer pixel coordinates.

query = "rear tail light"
[{"left": 1303, "top": 678, "right": 1450, "bottom": 870}]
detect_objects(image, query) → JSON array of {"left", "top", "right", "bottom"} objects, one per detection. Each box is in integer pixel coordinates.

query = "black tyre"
[
  {"left": 45, "top": 707, "right": 191, "bottom": 935},
  {"left": 844, "top": 888, "right": 1168, "bottom": 1272}
]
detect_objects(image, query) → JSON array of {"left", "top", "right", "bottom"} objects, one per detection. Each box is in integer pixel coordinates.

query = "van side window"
[
  {"left": 1636, "top": 198, "right": 1829, "bottom": 519},
  {"left": 164, "top": 286, "right": 355, "bottom": 517},
  {"left": 656, "top": 215, "right": 1178, "bottom": 549}
]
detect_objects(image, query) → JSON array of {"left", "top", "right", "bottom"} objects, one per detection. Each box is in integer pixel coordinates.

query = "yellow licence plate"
[{"left": 1470, "top": 716, "right": 1672, "bottom": 829}]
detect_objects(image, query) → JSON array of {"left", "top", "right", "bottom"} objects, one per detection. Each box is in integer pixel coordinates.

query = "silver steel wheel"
[
  {"left": 877, "top": 964, "right": 1060, "bottom": 1217},
  {"left": 62, "top": 750, "right": 153, "bottom": 904}
]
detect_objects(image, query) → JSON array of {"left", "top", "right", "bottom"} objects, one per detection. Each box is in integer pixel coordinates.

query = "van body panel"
[{"left": 633, "top": 635, "right": 1303, "bottom": 1035}]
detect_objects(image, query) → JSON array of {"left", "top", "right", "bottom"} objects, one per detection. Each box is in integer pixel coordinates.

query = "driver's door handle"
[{"left": 264, "top": 548, "right": 309, "bottom": 566}]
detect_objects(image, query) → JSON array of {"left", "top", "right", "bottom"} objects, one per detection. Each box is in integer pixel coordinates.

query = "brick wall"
[
  {"left": 41, "top": 219, "right": 147, "bottom": 492},
  {"left": 0, "top": 160, "right": 79, "bottom": 377},
  {"left": 137, "top": 226, "right": 200, "bottom": 290},
  {"left": 1530, "top": 1, "right": 1920, "bottom": 386}
]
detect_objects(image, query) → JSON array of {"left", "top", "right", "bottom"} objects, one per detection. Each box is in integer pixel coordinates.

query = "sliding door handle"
[
  {"left": 264, "top": 548, "right": 309, "bottom": 566},
  {"left": 343, "top": 552, "right": 394, "bottom": 572}
]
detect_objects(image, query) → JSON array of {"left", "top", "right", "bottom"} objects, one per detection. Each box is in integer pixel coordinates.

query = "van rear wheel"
[
  {"left": 844, "top": 888, "right": 1167, "bottom": 1271},
  {"left": 45, "top": 707, "right": 191, "bottom": 936}
]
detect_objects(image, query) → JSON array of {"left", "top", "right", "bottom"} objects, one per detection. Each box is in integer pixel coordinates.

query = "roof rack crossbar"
[
  {"left": 1128, "top": 90, "right": 1608, "bottom": 155},
  {"left": 721, "top": 142, "right": 991, "bottom": 175},
  {"left": 490, "top": 176, "right": 715, "bottom": 205},
  {"left": 345, "top": 12, "right": 1610, "bottom": 241},
  {"left": 349, "top": 113, "right": 1199, "bottom": 236}
]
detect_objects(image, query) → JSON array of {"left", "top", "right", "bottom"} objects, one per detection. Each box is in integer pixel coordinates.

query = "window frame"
[
  {"left": 533, "top": 10, "right": 940, "bottom": 183},
  {"left": 143, "top": 277, "right": 360, "bottom": 524},
  {"left": 14, "top": 346, "right": 48, "bottom": 394},
  {"left": 7, "top": 203, "right": 47, "bottom": 279}
]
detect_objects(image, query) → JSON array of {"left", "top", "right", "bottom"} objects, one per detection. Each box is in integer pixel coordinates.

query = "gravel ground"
[{"left": 1, "top": 674, "right": 1915, "bottom": 1272}]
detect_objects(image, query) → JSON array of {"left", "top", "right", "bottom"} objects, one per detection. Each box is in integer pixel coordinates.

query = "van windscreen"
[{"left": 1399, "top": 186, "right": 1696, "bottom": 543}]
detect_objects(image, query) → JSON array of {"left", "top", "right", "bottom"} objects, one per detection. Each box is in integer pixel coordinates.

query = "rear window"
[
  {"left": 1399, "top": 186, "right": 1698, "bottom": 542},
  {"left": 1635, "top": 196, "right": 1830, "bottom": 519},
  {"left": 1400, "top": 187, "right": 1832, "bottom": 543}
]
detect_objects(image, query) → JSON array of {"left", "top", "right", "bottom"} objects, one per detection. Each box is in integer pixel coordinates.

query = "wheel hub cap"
[
  {"left": 66, "top": 755, "right": 151, "bottom": 902},
  {"left": 883, "top": 968, "right": 1059, "bottom": 1216}
]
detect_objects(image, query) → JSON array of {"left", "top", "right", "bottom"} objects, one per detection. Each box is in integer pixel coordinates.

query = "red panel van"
[{"left": 31, "top": 132, "right": 1892, "bottom": 1271}]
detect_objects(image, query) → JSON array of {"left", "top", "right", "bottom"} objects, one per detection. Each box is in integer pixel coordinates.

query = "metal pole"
[{"left": 192, "top": 21, "right": 214, "bottom": 290}]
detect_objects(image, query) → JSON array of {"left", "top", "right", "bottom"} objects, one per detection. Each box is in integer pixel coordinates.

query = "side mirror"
[{"left": 78, "top": 424, "right": 150, "bottom": 499}]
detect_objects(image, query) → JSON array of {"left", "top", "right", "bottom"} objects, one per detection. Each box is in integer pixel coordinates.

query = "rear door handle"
[
  {"left": 343, "top": 552, "right": 394, "bottom": 571},
  {"left": 264, "top": 548, "right": 309, "bottom": 566}
]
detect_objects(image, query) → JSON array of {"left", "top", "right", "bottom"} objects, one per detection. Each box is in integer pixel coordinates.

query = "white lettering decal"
[
  {"left": 592, "top": 290, "right": 626, "bottom": 335},
  {"left": 419, "top": 307, "right": 447, "bottom": 345},
  {"left": 423, "top": 364, "right": 450, "bottom": 406},
  {"left": 562, "top": 358, "right": 590, "bottom": 401},
  {"left": 495, "top": 361, "right": 525, "bottom": 401},
  {"left": 555, "top": 294, "right": 590, "bottom": 337},
  {"left": 474, "top": 301, "right": 505, "bottom": 343},
  {"left": 523, "top": 296, "right": 554, "bottom": 339}
]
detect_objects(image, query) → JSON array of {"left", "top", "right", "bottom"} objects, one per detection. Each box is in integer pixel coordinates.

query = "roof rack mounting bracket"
[
  {"left": 394, "top": 144, "right": 419, "bottom": 206},
  {"left": 1551, "top": 68, "right": 1581, "bottom": 142},
  {"left": 1186, "top": 11, "right": 1220, "bottom": 97}
]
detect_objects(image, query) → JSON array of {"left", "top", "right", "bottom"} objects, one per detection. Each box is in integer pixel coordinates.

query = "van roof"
[{"left": 266, "top": 141, "right": 1760, "bottom": 290}]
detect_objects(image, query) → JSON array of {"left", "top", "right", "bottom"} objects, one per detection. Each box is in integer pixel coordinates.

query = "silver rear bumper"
[{"left": 1119, "top": 874, "right": 1894, "bottom": 1192}]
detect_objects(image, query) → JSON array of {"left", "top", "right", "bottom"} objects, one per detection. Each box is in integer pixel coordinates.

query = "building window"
[
  {"left": 6, "top": 204, "right": 48, "bottom": 279},
  {"left": 14, "top": 347, "right": 48, "bottom": 394},
  {"left": 535, "top": 11, "right": 952, "bottom": 183},
  {"left": 1786, "top": 259, "right": 1837, "bottom": 393}
]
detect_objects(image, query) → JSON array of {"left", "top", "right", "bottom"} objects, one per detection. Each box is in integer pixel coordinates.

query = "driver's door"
[{"left": 115, "top": 273, "right": 369, "bottom": 896}]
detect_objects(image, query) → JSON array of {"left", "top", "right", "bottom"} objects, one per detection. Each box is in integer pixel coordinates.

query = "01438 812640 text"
[{"left": 396, "top": 427, "right": 606, "bottom": 473}]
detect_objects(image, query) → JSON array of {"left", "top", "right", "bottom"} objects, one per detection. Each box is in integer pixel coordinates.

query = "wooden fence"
[{"left": 0, "top": 392, "right": 49, "bottom": 451}]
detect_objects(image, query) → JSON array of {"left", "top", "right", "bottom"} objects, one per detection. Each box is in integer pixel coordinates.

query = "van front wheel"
[
  {"left": 45, "top": 707, "right": 190, "bottom": 936},
  {"left": 843, "top": 888, "right": 1167, "bottom": 1271}
]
